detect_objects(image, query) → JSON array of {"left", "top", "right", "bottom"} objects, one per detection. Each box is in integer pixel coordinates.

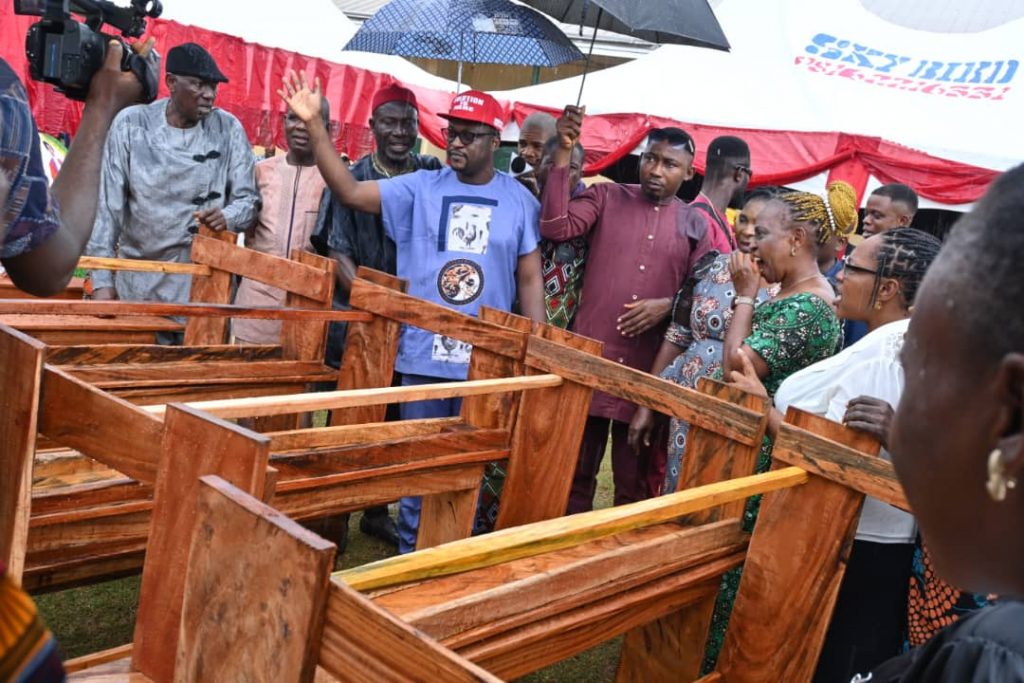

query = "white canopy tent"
[
  {"left": 501, "top": 0, "right": 1024, "bottom": 208},
  {"left": 158, "top": 0, "right": 458, "bottom": 91}
]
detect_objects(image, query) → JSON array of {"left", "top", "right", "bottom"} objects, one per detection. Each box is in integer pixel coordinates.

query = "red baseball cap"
[{"left": 438, "top": 90, "right": 505, "bottom": 131}]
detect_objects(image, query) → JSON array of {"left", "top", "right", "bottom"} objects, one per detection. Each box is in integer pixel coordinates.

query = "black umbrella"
[{"left": 522, "top": 0, "right": 730, "bottom": 103}]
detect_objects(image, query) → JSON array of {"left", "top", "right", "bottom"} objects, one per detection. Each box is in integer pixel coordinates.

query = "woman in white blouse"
[{"left": 729, "top": 227, "right": 942, "bottom": 683}]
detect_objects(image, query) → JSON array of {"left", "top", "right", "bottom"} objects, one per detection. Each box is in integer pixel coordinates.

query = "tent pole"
[
  {"left": 457, "top": 31, "right": 464, "bottom": 94},
  {"left": 575, "top": 9, "right": 602, "bottom": 106}
]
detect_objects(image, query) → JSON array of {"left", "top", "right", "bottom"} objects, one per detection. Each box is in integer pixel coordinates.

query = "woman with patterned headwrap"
[{"left": 699, "top": 182, "right": 856, "bottom": 671}]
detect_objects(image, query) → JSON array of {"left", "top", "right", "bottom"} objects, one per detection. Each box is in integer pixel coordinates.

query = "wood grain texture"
[
  {"left": 496, "top": 326, "right": 603, "bottom": 529},
  {"left": 192, "top": 234, "right": 333, "bottom": 304},
  {"left": 416, "top": 485, "right": 479, "bottom": 551},
  {"left": 0, "top": 314, "right": 182, "bottom": 331},
  {"left": 333, "top": 271, "right": 405, "bottom": 426},
  {"left": 0, "top": 300, "right": 371, "bottom": 322},
  {"left": 65, "top": 360, "right": 333, "bottom": 388},
  {"left": 184, "top": 229, "right": 236, "bottom": 345},
  {"left": 268, "top": 417, "right": 462, "bottom": 452},
  {"left": 0, "top": 325, "right": 45, "bottom": 583},
  {"left": 273, "top": 464, "right": 487, "bottom": 522},
  {"left": 318, "top": 580, "right": 500, "bottom": 683},
  {"left": 140, "top": 375, "right": 564, "bottom": 419},
  {"left": 377, "top": 520, "right": 745, "bottom": 646},
  {"left": 113, "top": 382, "right": 309, "bottom": 407},
  {"left": 337, "top": 468, "right": 807, "bottom": 591},
  {"left": 616, "top": 380, "right": 770, "bottom": 682},
  {"left": 176, "top": 476, "right": 336, "bottom": 683},
  {"left": 349, "top": 278, "right": 528, "bottom": 358},
  {"left": 47, "top": 344, "right": 282, "bottom": 365},
  {"left": 772, "top": 421, "right": 909, "bottom": 511},
  {"left": 460, "top": 307, "right": 532, "bottom": 431},
  {"left": 526, "top": 337, "right": 767, "bottom": 446},
  {"left": 269, "top": 428, "right": 507, "bottom": 479},
  {"left": 716, "top": 408, "right": 881, "bottom": 683},
  {"left": 461, "top": 558, "right": 737, "bottom": 680},
  {"left": 38, "top": 366, "right": 163, "bottom": 483},
  {"left": 281, "top": 249, "right": 335, "bottom": 362},
  {"left": 132, "top": 406, "right": 271, "bottom": 683}
]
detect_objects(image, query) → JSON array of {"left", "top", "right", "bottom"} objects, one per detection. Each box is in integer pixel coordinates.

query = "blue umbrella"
[{"left": 343, "top": 0, "right": 585, "bottom": 91}]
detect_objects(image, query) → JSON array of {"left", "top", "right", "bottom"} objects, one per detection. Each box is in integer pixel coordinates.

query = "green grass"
[{"left": 35, "top": 444, "right": 620, "bottom": 679}]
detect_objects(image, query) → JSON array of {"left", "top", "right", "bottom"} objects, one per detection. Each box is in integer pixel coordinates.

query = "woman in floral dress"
[{"left": 702, "top": 182, "right": 858, "bottom": 671}]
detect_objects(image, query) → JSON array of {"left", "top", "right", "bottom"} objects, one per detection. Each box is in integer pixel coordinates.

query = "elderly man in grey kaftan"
[{"left": 86, "top": 43, "right": 258, "bottom": 318}]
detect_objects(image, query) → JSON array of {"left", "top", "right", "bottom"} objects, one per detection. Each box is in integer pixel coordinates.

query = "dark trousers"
[
  {"left": 813, "top": 539, "right": 916, "bottom": 683},
  {"left": 567, "top": 416, "right": 660, "bottom": 514}
]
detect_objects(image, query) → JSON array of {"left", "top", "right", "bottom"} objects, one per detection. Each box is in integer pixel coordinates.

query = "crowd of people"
[{"left": 2, "top": 36, "right": 1023, "bottom": 683}]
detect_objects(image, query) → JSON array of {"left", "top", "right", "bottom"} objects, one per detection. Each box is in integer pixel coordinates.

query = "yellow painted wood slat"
[{"left": 336, "top": 467, "right": 809, "bottom": 591}]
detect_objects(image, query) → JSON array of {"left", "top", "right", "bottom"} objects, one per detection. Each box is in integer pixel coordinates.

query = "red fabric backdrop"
[{"left": 0, "top": 3, "right": 998, "bottom": 204}]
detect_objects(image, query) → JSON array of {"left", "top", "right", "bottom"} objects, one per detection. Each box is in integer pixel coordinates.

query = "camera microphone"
[{"left": 509, "top": 155, "right": 533, "bottom": 177}]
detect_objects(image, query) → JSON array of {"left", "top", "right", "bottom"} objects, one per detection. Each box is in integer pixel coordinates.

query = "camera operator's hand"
[
  {"left": 86, "top": 38, "right": 157, "bottom": 112},
  {"left": 194, "top": 208, "right": 228, "bottom": 232},
  {"left": 2, "top": 38, "right": 161, "bottom": 296}
]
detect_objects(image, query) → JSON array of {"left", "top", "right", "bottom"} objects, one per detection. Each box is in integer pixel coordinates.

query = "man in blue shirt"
[{"left": 280, "top": 71, "right": 545, "bottom": 552}]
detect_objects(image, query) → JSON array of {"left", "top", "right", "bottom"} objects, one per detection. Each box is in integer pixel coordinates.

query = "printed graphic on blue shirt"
[
  {"left": 378, "top": 167, "right": 540, "bottom": 380},
  {"left": 446, "top": 201, "right": 492, "bottom": 254},
  {"left": 437, "top": 258, "right": 484, "bottom": 305},
  {"left": 431, "top": 334, "right": 473, "bottom": 364}
]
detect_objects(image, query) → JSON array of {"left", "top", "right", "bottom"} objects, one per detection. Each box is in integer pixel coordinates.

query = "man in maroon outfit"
[{"left": 541, "top": 105, "right": 714, "bottom": 512}]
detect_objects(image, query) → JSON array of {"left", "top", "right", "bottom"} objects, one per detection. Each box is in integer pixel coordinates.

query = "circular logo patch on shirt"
[{"left": 437, "top": 258, "right": 484, "bottom": 305}]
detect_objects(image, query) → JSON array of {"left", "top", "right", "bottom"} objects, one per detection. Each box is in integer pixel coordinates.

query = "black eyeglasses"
[
  {"left": 442, "top": 127, "right": 495, "bottom": 145},
  {"left": 842, "top": 254, "right": 880, "bottom": 276},
  {"left": 734, "top": 163, "right": 753, "bottom": 176}
]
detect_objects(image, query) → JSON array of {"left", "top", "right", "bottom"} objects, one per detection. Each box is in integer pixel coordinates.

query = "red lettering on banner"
[{"left": 794, "top": 56, "right": 1010, "bottom": 101}]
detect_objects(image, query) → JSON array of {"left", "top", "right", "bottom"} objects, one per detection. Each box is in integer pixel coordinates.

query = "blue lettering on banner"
[{"left": 800, "top": 33, "right": 1017, "bottom": 99}]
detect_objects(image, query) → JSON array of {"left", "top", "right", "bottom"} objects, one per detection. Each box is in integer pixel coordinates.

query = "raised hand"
[
  {"left": 556, "top": 104, "right": 584, "bottom": 150},
  {"left": 278, "top": 70, "right": 324, "bottom": 125}
]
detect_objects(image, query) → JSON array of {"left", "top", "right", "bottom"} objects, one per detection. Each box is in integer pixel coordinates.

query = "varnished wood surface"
[
  {"left": 176, "top": 476, "right": 336, "bottom": 682},
  {"left": 140, "top": 375, "right": 564, "bottom": 419},
  {"left": 0, "top": 326, "right": 45, "bottom": 583},
  {"left": 337, "top": 468, "right": 808, "bottom": 592}
]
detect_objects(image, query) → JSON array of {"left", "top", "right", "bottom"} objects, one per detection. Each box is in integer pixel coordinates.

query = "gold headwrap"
[{"left": 779, "top": 181, "right": 859, "bottom": 243}]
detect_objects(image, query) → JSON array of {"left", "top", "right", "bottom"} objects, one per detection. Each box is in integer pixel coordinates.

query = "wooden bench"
[
  {"left": 61, "top": 398, "right": 909, "bottom": 682},
  {"left": 0, "top": 272, "right": 603, "bottom": 591}
]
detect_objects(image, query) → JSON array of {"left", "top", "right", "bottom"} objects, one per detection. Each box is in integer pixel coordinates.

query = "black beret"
[{"left": 166, "top": 42, "right": 228, "bottom": 84}]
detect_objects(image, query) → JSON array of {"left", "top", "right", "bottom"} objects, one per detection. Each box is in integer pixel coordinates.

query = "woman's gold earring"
[
  {"left": 790, "top": 246, "right": 797, "bottom": 257},
  {"left": 987, "top": 448, "right": 1018, "bottom": 502}
]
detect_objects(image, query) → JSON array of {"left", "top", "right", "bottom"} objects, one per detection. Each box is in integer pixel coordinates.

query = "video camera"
[{"left": 15, "top": 0, "right": 162, "bottom": 101}]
